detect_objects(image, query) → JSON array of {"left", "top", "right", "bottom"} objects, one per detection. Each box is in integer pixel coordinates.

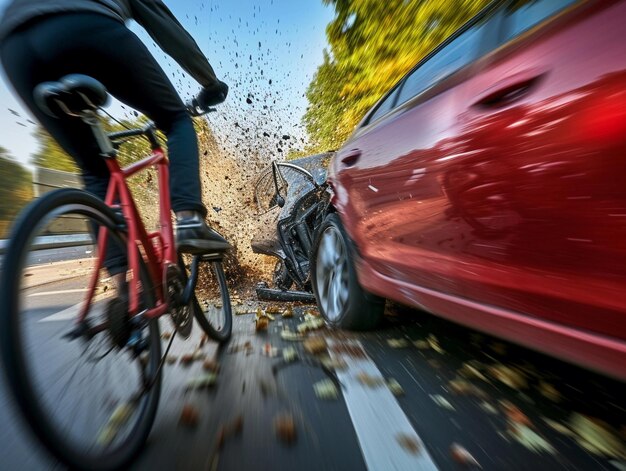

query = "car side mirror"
[{"left": 271, "top": 161, "right": 286, "bottom": 207}]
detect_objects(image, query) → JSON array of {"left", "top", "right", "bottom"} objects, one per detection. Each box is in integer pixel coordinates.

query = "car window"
[
  {"left": 395, "top": 19, "right": 488, "bottom": 107},
  {"left": 367, "top": 87, "right": 400, "bottom": 124},
  {"left": 503, "top": 0, "right": 578, "bottom": 41}
]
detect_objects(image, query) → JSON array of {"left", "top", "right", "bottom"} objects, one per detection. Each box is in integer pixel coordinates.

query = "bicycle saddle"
[{"left": 34, "top": 74, "right": 109, "bottom": 118}]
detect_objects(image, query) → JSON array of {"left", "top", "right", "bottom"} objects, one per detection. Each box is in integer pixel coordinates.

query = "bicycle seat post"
[{"left": 80, "top": 109, "right": 116, "bottom": 159}]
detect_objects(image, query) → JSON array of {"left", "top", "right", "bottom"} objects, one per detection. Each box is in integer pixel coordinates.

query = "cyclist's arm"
[{"left": 130, "top": 0, "right": 219, "bottom": 87}]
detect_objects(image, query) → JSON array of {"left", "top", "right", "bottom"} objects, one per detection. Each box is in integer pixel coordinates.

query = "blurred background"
[{"left": 1, "top": 1, "right": 625, "bottom": 470}]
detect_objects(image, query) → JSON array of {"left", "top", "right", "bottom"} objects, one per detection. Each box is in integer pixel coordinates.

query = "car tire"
[
  {"left": 273, "top": 259, "right": 293, "bottom": 290},
  {"left": 311, "top": 213, "right": 384, "bottom": 330}
]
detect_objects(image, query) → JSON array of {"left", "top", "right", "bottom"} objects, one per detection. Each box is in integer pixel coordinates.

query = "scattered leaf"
[
  {"left": 427, "top": 334, "right": 445, "bottom": 354},
  {"left": 320, "top": 355, "right": 348, "bottom": 371},
  {"left": 297, "top": 316, "right": 324, "bottom": 333},
  {"left": 185, "top": 373, "right": 217, "bottom": 390},
  {"left": 109, "top": 403, "right": 133, "bottom": 427},
  {"left": 610, "top": 461, "right": 626, "bottom": 471},
  {"left": 489, "top": 342, "right": 507, "bottom": 356},
  {"left": 256, "top": 315, "right": 269, "bottom": 332},
  {"left": 387, "top": 378, "right": 404, "bottom": 396},
  {"left": 448, "top": 378, "right": 487, "bottom": 399},
  {"left": 478, "top": 401, "right": 498, "bottom": 415},
  {"left": 500, "top": 400, "right": 531, "bottom": 427},
  {"left": 459, "top": 362, "right": 488, "bottom": 382},
  {"left": 166, "top": 355, "right": 177, "bottom": 365},
  {"left": 356, "top": 372, "right": 384, "bottom": 388},
  {"left": 427, "top": 359, "right": 442, "bottom": 369},
  {"left": 542, "top": 418, "right": 574, "bottom": 437},
  {"left": 180, "top": 353, "right": 194, "bottom": 366},
  {"left": 387, "top": 338, "right": 409, "bottom": 348},
  {"left": 314, "top": 379, "right": 339, "bottom": 400},
  {"left": 538, "top": 381, "right": 561, "bottom": 402},
  {"left": 331, "top": 343, "right": 366, "bottom": 358},
  {"left": 509, "top": 423, "right": 555, "bottom": 454},
  {"left": 262, "top": 343, "right": 278, "bottom": 357},
  {"left": 281, "top": 329, "right": 303, "bottom": 341},
  {"left": 430, "top": 394, "right": 455, "bottom": 411},
  {"left": 179, "top": 404, "right": 200, "bottom": 427},
  {"left": 303, "top": 336, "right": 327, "bottom": 355},
  {"left": 396, "top": 433, "right": 421, "bottom": 454},
  {"left": 488, "top": 364, "right": 528, "bottom": 390},
  {"left": 192, "top": 349, "right": 206, "bottom": 361},
  {"left": 569, "top": 413, "right": 626, "bottom": 459},
  {"left": 450, "top": 443, "right": 482, "bottom": 468},
  {"left": 282, "top": 306, "right": 294, "bottom": 318},
  {"left": 203, "top": 359, "right": 220, "bottom": 373},
  {"left": 161, "top": 331, "right": 172, "bottom": 340},
  {"left": 282, "top": 347, "right": 298, "bottom": 363},
  {"left": 413, "top": 339, "right": 430, "bottom": 350},
  {"left": 274, "top": 414, "right": 297, "bottom": 445}
]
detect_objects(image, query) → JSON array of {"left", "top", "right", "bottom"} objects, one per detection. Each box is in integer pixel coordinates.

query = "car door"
[
  {"left": 451, "top": 0, "right": 626, "bottom": 339},
  {"left": 332, "top": 5, "right": 499, "bottom": 297}
]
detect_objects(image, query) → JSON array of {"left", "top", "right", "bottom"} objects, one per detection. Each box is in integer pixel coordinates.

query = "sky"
[{"left": 0, "top": 0, "right": 334, "bottom": 168}]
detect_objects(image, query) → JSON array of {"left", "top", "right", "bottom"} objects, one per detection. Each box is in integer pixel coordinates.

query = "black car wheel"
[
  {"left": 311, "top": 213, "right": 384, "bottom": 330},
  {"left": 273, "top": 259, "right": 293, "bottom": 290}
]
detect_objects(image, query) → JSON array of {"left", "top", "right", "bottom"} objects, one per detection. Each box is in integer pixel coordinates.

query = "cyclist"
[{"left": 0, "top": 0, "right": 231, "bottom": 264}]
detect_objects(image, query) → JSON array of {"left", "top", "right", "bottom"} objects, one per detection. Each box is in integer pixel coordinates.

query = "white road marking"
[
  {"left": 38, "top": 303, "right": 81, "bottom": 322},
  {"left": 329, "top": 340, "right": 439, "bottom": 471},
  {"left": 38, "top": 294, "right": 110, "bottom": 322},
  {"left": 29, "top": 288, "right": 89, "bottom": 297}
]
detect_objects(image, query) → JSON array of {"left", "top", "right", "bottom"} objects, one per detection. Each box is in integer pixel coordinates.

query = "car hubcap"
[{"left": 316, "top": 225, "right": 349, "bottom": 321}]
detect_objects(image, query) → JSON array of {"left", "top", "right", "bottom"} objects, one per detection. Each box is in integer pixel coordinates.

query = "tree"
[
  {"left": 0, "top": 146, "right": 33, "bottom": 237},
  {"left": 31, "top": 116, "right": 156, "bottom": 173},
  {"left": 32, "top": 127, "right": 79, "bottom": 173},
  {"left": 303, "top": 0, "right": 491, "bottom": 151}
]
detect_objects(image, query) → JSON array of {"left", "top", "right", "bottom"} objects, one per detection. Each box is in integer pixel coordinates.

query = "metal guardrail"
[
  {"left": 0, "top": 234, "right": 93, "bottom": 255},
  {"left": 0, "top": 168, "right": 89, "bottom": 255}
]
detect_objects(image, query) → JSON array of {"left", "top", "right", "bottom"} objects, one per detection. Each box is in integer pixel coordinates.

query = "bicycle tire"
[
  {"left": 0, "top": 188, "right": 162, "bottom": 471},
  {"left": 192, "top": 260, "right": 232, "bottom": 343}
]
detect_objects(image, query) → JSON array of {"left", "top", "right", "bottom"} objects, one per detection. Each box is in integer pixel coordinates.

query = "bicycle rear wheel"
[
  {"left": 0, "top": 189, "right": 161, "bottom": 471},
  {"left": 192, "top": 259, "right": 232, "bottom": 343}
]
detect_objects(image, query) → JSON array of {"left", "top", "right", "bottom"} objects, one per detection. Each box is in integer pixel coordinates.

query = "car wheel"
[
  {"left": 273, "top": 259, "right": 293, "bottom": 290},
  {"left": 311, "top": 213, "right": 384, "bottom": 330}
]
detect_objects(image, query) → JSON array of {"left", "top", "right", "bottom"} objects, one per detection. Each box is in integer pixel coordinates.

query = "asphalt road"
[{"left": 0, "top": 265, "right": 624, "bottom": 470}]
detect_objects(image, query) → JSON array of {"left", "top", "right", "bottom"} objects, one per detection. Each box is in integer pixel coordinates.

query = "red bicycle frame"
[{"left": 79, "top": 127, "right": 176, "bottom": 323}]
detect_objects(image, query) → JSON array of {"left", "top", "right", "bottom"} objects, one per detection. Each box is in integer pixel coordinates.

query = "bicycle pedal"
[
  {"left": 62, "top": 320, "right": 91, "bottom": 341},
  {"left": 200, "top": 252, "right": 223, "bottom": 261}
]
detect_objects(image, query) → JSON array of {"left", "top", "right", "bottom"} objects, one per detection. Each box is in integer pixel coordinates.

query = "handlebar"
[
  {"left": 107, "top": 96, "right": 217, "bottom": 149},
  {"left": 186, "top": 98, "right": 217, "bottom": 117}
]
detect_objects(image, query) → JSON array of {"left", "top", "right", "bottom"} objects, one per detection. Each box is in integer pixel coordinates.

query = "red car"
[{"left": 311, "top": 0, "right": 626, "bottom": 380}]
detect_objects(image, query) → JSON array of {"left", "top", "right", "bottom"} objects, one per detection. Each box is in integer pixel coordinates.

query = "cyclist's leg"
[{"left": 0, "top": 24, "right": 127, "bottom": 275}]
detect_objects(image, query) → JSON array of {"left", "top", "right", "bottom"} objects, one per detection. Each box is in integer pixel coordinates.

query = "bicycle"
[{"left": 0, "top": 74, "right": 232, "bottom": 470}]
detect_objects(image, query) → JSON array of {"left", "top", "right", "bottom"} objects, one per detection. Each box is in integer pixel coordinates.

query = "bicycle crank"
[{"left": 164, "top": 264, "right": 193, "bottom": 338}]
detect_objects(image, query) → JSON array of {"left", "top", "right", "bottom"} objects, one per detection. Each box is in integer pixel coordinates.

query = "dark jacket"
[{"left": 0, "top": 0, "right": 218, "bottom": 87}]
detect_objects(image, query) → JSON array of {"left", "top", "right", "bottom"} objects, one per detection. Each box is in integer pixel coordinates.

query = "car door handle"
[
  {"left": 340, "top": 149, "right": 361, "bottom": 167},
  {"left": 472, "top": 70, "right": 547, "bottom": 110}
]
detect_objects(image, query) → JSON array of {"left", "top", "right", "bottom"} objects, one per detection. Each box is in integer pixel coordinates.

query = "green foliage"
[
  {"left": 32, "top": 116, "right": 158, "bottom": 173},
  {"left": 0, "top": 146, "right": 33, "bottom": 237},
  {"left": 304, "top": 0, "right": 492, "bottom": 151},
  {"left": 32, "top": 127, "right": 79, "bottom": 173}
]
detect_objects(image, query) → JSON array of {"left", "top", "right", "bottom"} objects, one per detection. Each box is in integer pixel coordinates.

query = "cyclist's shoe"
[{"left": 176, "top": 214, "right": 231, "bottom": 254}]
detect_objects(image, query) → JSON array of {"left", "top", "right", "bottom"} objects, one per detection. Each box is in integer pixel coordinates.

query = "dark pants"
[{"left": 0, "top": 12, "right": 206, "bottom": 218}]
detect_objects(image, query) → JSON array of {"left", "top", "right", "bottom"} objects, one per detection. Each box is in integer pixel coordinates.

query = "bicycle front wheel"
[
  {"left": 193, "top": 260, "right": 232, "bottom": 343},
  {"left": 0, "top": 189, "right": 161, "bottom": 471}
]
